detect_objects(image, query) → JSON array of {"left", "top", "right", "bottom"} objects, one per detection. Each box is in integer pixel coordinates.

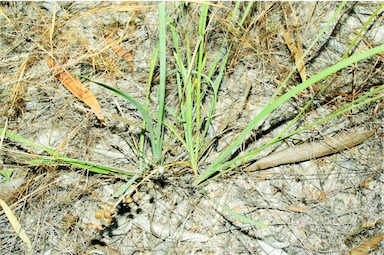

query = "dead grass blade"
[
  {"left": 0, "top": 119, "right": 7, "bottom": 149},
  {"left": 0, "top": 6, "right": 12, "bottom": 24},
  {"left": 284, "top": 205, "right": 305, "bottom": 213},
  {"left": 246, "top": 131, "right": 374, "bottom": 171},
  {"left": 347, "top": 234, "right": 384, "bottom": 255},
  {"left": 281, "top": 3, "right": 307, "bottom": 83},
  {"left": 280, "top": 25, "right": 307, "bottom": 83},
  {"left": 0, "top": 199, "right": 33, "bottom": 253},
  {"left": 47, "top": 58, "right": 106, "bottom": 125}
]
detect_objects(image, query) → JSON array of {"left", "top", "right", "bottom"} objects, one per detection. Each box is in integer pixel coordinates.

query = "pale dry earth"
[{"left": 0, "top": 2, "right": 383, "bottom": 255}]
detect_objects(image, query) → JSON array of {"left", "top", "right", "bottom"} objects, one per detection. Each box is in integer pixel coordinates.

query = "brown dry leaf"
[
  {"left": 347, "top": 234, "right": 384, "bottom": 255},
  {"left": 105, "top": 37, "right": 135, "bottom": 67},
  {"left": 105, "top": 37, "right": 125, "bottom": 55},
  {"left": 359, "top": 176, "right": 373, "bottom": 190},
  {"left": 122, "top": 52, "right": 135, "bottom": 67},
  {"left": 359, "top": 168, "right": 382, "bottom": 190},
  {"left": 190, "top": 224, "right": 201, "bottom": 231},
  {"left": 47, "top": 58, "right": 106, "bottom": 125},
  {"left": 285, "top": 205, "right": 305, "bottom": 213}
]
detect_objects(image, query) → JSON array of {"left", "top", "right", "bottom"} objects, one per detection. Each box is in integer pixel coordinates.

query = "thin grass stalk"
[
  {"left": 199, "top": 43, "right": 230, "bottom": 155},
  {"left": 140, "top": 43, "right": 160, "bottom": 170},
  {"left": 344, "top": 3, "right": 384, "bottom": 58},
  {"left": 231, "top": 2, "right": 241, "bottom": 24},
  {"left": 283, "top": 86, "right": 384, "bottom": 140},
  {"left": 156, "top": 2, "right": 167, "bottom": 161},
  {"left": 175, "top": 31, "right": 203, "bottom": 174},
  {"left": 207, "top": 190, "right": 267, "bottom": 227},
  {"left": 194, "top": 3, "right": 209, "bottom": 162}
]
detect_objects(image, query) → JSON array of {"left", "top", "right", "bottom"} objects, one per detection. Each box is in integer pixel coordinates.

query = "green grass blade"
[
  {"left": 200, "top": 42, "right": 230, "bottom": 151},
  {"left": 34, "top": 156, "right": 132, "bottom": 175},
  {"left": 76, "top": 75, "right": 158, "bottom": 160},
  {"left": 269, "top": 1, "right": 348, "bottom": 103},
  {"left": 0, "top": 128, "right": 132, "bottom": 176},
  {"left": 343, "top": 3, "right": 384, "bottom": 60},
  {"left": 156, "top": 2, "right": 167, "bottom": 159},
  {"left": 209, "top": 82, "right": 384, "bottom": 182},
  {"left": 141, "top": 42, "right": 160, "bottom": 167},
  {"left": 194, "top": 3, "right": 209, "bottom": 161},
  {"left": 239, "top": 2, "right": 253, "bottom": 27},
  {"left": 1, "top": 128, "right": 45, "bottom": 151},
  {"left": 231, "top": 2, "right": 241, "bottom": 24},
  {"left": 206, "top": 190, "right": 267, "bottom": 227},
  {"left": 113, "top": 173, "right": 140, "bottom": 197},
  {"left": 193, "top": 44, "right": 384, "bottom": 186},
  {"left": 270, "top": 2, "right": 384, "bottom": 154},
  {"left": 283, "top": 85, "right": 384, "bottom": 140}
]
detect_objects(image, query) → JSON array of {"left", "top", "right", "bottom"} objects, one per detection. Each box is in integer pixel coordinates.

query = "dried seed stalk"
[{"left": 246, "top": 131, "right": 374, "bottom": 171}]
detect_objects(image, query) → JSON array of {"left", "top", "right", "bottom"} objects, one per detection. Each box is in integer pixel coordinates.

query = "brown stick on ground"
[{"left": 246, "top": 131, "right": 374, "bottom": 171}]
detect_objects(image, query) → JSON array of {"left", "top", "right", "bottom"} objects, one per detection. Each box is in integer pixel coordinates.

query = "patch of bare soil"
[{"left": 1, "top": 2, "right": 383, "bottom": 255}]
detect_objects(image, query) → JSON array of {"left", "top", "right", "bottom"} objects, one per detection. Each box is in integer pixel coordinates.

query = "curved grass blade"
[
  {"left": 0, "top": 128, "right": 132, "bottom": 176},
  {"left": 76, "top": 75, "right": 158, "bottom": 161}
]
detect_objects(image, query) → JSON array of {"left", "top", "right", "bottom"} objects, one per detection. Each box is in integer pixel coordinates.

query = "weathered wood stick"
[{"left": 246, "top": 131, "right": 374, "bottom": 171}]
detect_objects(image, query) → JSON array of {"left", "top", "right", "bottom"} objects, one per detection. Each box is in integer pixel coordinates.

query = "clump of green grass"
[
  {"left": 2, "top": 1, "right": 383, "bottom": 226},
  {"left": 80, "top": 2, "right": 383, "bottom": 224},
  {"left": 76, "top": 2, "right": 384, "bottom": 185}
]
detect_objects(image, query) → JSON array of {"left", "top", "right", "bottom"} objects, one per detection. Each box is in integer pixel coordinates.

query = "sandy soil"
[{"left": 1, "top": 2, "right": 383, "bottom": 255}]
